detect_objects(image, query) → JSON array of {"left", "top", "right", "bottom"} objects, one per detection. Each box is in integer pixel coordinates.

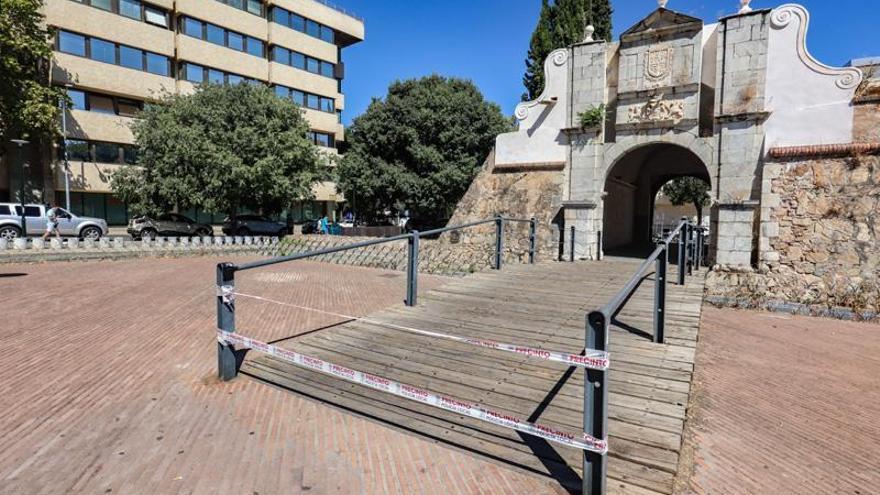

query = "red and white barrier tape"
[
  {"left": 218, "top": 329, "right": 608, "bottom": 454},
  {"left": 218, "top": 287, "right": 609, "bottom": 371}
]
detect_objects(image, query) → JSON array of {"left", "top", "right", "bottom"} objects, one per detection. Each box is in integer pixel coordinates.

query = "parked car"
[
  {"left": 0, "top": 203, "right": 107, "bottom": 240},
  {"left": 300, "top": 219, "right": 319, "bottom": 235},
  {"left": 127, "top": 213, "right": 212, "bottom": 240},
  {"left": 222, "top": 215, "right": 287, "bottom": 237}
]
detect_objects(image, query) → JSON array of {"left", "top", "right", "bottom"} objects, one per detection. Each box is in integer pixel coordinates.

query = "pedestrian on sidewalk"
[{"left": 43, "top": 203, "right": 62, "bottom": 241}]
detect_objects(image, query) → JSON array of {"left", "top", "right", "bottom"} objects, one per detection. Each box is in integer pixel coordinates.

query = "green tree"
[
  {"left": 111, "top": 83, "right": 324, "bottom": 218},
  {"left": 336, "top": 75, "right": 511, "bottom": 223},
  {"left": 0, "top": 0, "right": 67, "bottom": 141},
  {"left": 662, "top": 176, "right": 711, "bottom": 224},
  {"left": 522, "top": 0, "right": 614, "bottom": 101}
]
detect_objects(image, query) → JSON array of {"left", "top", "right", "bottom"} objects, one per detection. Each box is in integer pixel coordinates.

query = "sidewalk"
[{"left": 679, "top": 307, "right": 880, "bottom": 494}]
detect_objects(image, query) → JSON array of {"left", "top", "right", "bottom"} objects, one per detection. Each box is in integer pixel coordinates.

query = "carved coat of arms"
[{"left": 645, "top": 47, "right": 673, "bottom": 83}]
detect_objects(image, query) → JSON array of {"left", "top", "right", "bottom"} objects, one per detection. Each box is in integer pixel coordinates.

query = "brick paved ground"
[
  {"left": 0, "top": 257, "right": 567, "bottom": 494},
  {"left": 679, "top": 307, "right": 880, "bottom": 494}
]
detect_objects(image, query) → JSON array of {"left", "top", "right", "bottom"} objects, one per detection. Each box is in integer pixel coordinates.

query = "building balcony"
[
  {"left": 267, "top": 23, "right": 337, "bottom": 63},
  {"left": 53, "top": 53, "right": 176, "bottom": 101},
  {"left": 301, "top": 108, "right": 343, "bottom": 140},
  {"left": 268, "top": 0, "right": 363, "bottom": 46},
  {"left": 45, "top": 0, "right": 175, "bottom": 56},
  {"left": 65, "top": 109, "right": 136, "bottom": 144},
  {"left": 269, "top": 62, "right": 338, "bottom": 98},
  {"left": 176, "top": 0, "right": 268, "bottom": 40},
  {"left": 176, "top": 35, "right": 270, "bottom": 81}
]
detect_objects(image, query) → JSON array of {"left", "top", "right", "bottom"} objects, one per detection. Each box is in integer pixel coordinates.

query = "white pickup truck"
[{"left": 0, "top": 203, "right": 107, "bottom": 240}]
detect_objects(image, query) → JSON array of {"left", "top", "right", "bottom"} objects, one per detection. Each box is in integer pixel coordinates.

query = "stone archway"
[{"left": 602, "top": 142, "right": 710, "bottom": 255}]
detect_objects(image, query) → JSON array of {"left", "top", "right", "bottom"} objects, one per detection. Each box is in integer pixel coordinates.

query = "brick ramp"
[{"left": 243, "top": 260, "right": 706, "bottom": 494}]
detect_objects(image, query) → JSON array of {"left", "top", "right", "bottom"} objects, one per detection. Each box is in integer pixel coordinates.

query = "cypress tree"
[
  {"left": 522, "top": 0, "right": 554, "bottom": 101},
  {"left": 522, "top": 0, "right": 614, "bottom": 101}
]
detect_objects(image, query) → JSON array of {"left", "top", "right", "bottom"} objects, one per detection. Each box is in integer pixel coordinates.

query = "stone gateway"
[{"left": 450, "top": 2, "right": 879, "bottom": 316}]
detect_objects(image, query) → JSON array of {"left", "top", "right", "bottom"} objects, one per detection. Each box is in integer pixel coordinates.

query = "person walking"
[{"left": 43, "top": 203, "right": 62, "bottom": 241}]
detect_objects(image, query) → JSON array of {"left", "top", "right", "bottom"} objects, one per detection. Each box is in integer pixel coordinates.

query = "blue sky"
[{"left": 337, "top": 0, "right": 879, "bottom": 125}]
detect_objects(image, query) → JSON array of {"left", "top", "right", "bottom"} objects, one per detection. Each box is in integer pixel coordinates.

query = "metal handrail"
[
  {"left": 582, "top": 217, "right": 693, "bottom": 495},
  {"left": 597, "top": 220, "right": 686, "bottom": 318},
  {"left": 237, "top": 232, "right": 412, "bottom": 271}
]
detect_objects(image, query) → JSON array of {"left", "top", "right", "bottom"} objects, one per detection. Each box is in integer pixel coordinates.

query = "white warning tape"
[
  {"left": 228, "top": 290, "right": 609, "bottom": 371},
  {"left": 218, "top": 329, "right": 608, "bottom": 454}
]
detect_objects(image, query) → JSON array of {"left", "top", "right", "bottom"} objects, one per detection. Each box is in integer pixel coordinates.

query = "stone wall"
[
  {"left": 707, "top": 154, "right": 880, "bottom": 317},
  {"left": 445, "top": 151, "right": 564, "bottom": 259}
]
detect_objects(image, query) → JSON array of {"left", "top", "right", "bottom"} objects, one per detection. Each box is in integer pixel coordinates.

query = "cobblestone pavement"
[
  {"left": 0, "top": 257, "right": 567, "bottom": 495},
  {"left": 679, "top": 307, "right": 880, "bottom": 494}
]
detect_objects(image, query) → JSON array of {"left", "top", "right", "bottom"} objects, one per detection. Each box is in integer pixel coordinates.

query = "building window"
[
  {"left": 64, "top": 88, "right": 145, "bottom": 116},
  {"left": 58, "top": 31, "right": 86, "bottom": 56},
  {"left": 121, "top": 144, "right": 139, "bottom": 164},
  {"left": 67, "top": 0, "right": 170, "bottom": 29},
  {"left": 307, "top": 131, "right": 335, "bottom": 148},
  {"left": 272, "top": 85, "right": 335, "bottom": 113},
  {"left": 57, "top": 30, "right": 170, "bottom": 77},
  {"left": 270, "top": 46, "right": 335, "bottom": 79},
  {"left": 270, "top": 7, "right": 335, "bottom": 44},
  {"left": 94, "top": 142, "right": 121, "bottom": 162},
  {"left": 144, "top": 6, "right": 167, "bottom": 27},
  {"left": 67, "top": 139, "right": 91, "bottom": 161},
  {"left": 119, "top": 0, "right": 141, "bottom": 19},
  {"left": 68, "top": 89, "right": 87, "bottom": 110},
  {"left": 180, "top": 16, "right": 265, "bottom": 58},
  {"left": 213, "top": 0, "right": 263, "bottom": 17},
  {"left": 119, "top": 45, "right": 144, "bottom": 70},
  {"left": 180, "top": 62, "right": 254, "bottom": 85}
]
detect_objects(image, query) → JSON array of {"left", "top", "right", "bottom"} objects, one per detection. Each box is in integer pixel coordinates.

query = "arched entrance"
[{"left": 602, "top": 143, "right": 711, "bottom": 255}]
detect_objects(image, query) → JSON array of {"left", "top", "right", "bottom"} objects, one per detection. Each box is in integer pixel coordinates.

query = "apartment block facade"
[{"left": 0, "top": 0, "right": 363, "bottom": 225}]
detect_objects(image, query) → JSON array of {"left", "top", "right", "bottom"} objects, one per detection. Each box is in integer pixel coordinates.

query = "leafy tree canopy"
[
  {"left": 0, "top": 0, "right": 68, "bottom": 141},
  {"left": 111, "top": 83, "right": 324, "bottom": 217},
  {"left": 336, "top": 75, "right": 511, "bottom": 223},
  {"left": 523, "top": 0, "right": 613, "bottom": 101},
  {"left": 662, "top": 176, "right": 712, "bottom": 222}
]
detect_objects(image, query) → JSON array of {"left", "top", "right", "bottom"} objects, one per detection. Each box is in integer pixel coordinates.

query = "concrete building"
[{"left": 0, "top": 0, "right": 363, "bottom": 225}]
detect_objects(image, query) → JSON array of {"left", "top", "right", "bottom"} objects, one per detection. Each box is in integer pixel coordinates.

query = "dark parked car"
[
  {"left": 300, "top": 219, "right": 319, "bottom": 235},
  {"left": 127, "top": 213, "right": 212, "bottom": 240},
  {"left": 222, "top": 215, "right": 288, "bottom": 237}
]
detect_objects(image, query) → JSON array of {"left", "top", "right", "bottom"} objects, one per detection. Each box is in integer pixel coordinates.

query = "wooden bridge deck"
[{"left": 242, "top": 259, "right": 705, "bottom": 494}]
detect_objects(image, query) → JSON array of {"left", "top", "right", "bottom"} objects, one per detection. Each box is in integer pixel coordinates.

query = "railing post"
[
  {"left": 597, "top": 230, "right": 602, "bottom": 261},
  {"left": 217, "top": 262, "right": 238, "bottom": 381},
  {"left": 406, "top": 231, "right": 419, "bottom": 306},
  {"left": 584, "top": 311, "right": 609, "bottom": 495},
  {"left": 687, "top": 223, "right": 694, "bottom": 276},
  {"left": 570, "top": 226, "right": 575, "bottom": 262},
  {"left": 677, "top": 218, "right": 687, "bottom": 286},
  {"left": 695, "top": 227, "right": 703, "bottom": 270},
  {"left": 653, "top": 244, "right": 667, "bottom": 344},
  {"left": 494, "top": 215, "right": 504, "bottom": 270},
  {"left": 528, "top": 217, "right": 537, "bottom": 264}
]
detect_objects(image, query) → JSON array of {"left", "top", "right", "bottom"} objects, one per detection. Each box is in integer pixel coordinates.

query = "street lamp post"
[
  {"left": 60, "top": 83, "right": 74, "bottom": 211},
  {"left": 10, "top": 139, "right": 30, "bottom": 238}
]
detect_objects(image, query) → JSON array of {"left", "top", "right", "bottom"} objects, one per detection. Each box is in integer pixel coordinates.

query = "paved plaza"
[{"left": 1, "top": 257, "right": 878, "bottom": 494}]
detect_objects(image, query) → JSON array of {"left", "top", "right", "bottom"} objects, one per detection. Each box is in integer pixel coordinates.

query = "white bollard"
[
  {"left": 13, "top": 238, "right": 28, "bottom": 250},
  {"left": 244, "top": 236, "right": 253, "bottom": 245},
  {"left": 180, "top": 237, "right": 190, "bottom": 247},
  {"left": 83, "top": 238, "right": 96, "bottom": 249},
  {"left": 202, "top": 236, "right": 213, "bottom": 246},
  {"left": 270, "top": 237, "right": 279, "bottom": 245},
  {"left": 50, "top": 238, "right": 63, "bottom": 249},
  {"left": 113, "top": 237, "right": 125, "bottom": 249},
  {"left": 32, "top": 238, "right": 45, "bottom": 250},
  {"left": 141, "top": 238, "right": 151, "bottom": 249},
  {"left": 214, "top": 236, "right": 224, "bottom": 246},
  {"left": 167, "top": 237, "right": 178, "bottom": 248},
  {"left": 191, "top": 236, "right": 201, "bottom": 247},
  {"left": 224, "top": 236, "right": 233, "bottom": 245},
  {"left": 0, "top": 238, "right": 8, "bottom": 250},
  {"left": 234, "top": 236, "right": 243, "bottom": 245},
  {"left": 66, "top": 238, "right": 79, "bottom": 249},
  {"left": 99, "top": 238, "right": 111, "bottom": 249}
]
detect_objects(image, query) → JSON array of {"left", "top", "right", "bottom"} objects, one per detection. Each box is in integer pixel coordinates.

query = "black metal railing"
[
  {"left": 581, "top": 216, "right": 700, "bottom": 495},
  {"left": 216, "top": 215, "right": 537, "bottom": 381}
]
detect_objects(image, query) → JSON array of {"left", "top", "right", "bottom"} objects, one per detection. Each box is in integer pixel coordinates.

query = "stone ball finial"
[
  {"left": 583, "top": 24, "right": 595, "bottom": 42},
  {"left": 658, "top": 0, "right": 668, "bottom": 8},
  {"left": 738, "top": 0, "right": 753, "bottom": 13}
]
